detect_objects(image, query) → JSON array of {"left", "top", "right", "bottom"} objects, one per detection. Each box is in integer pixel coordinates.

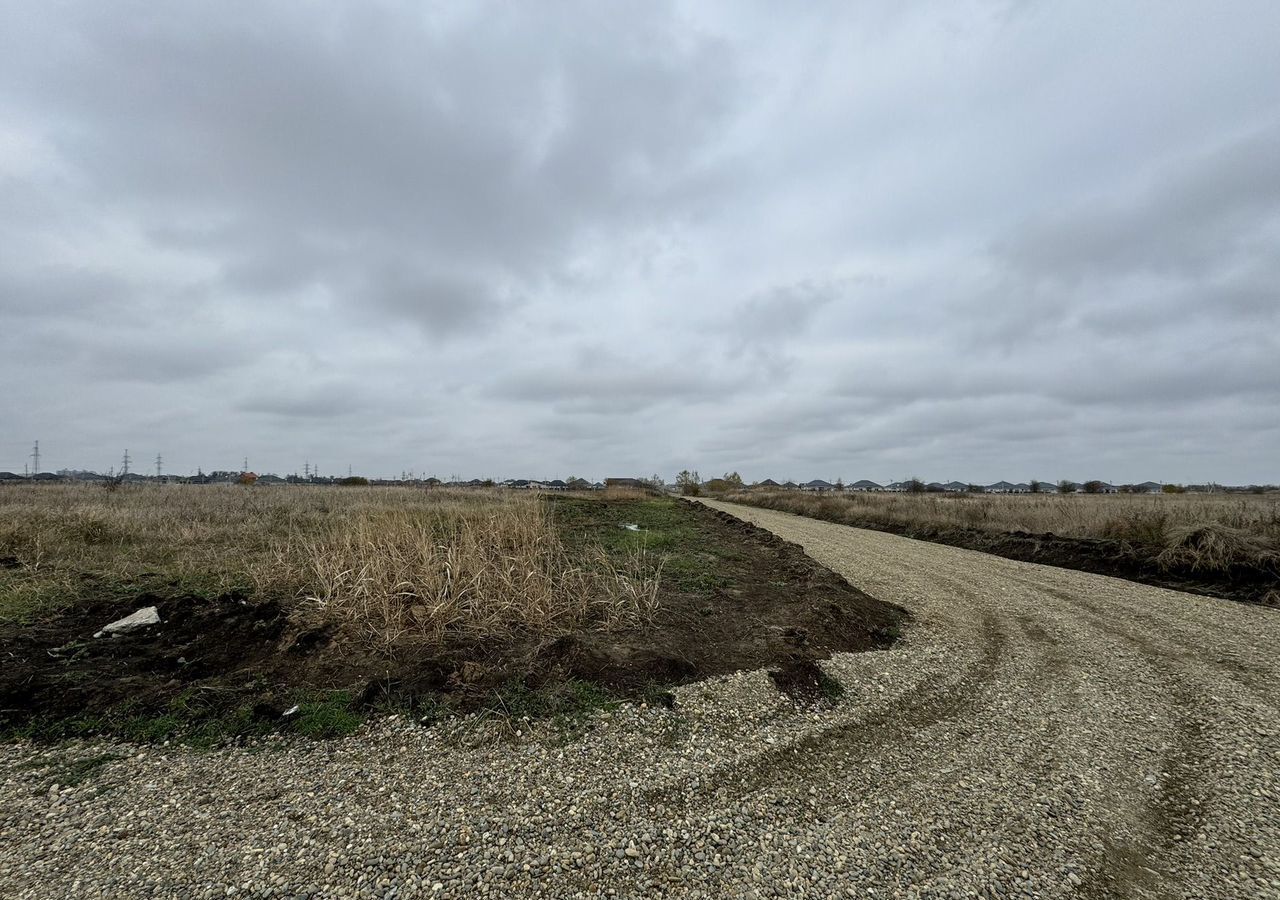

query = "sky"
[{"left": 2, "top": 1, "right": 1278, "bottom": 484}]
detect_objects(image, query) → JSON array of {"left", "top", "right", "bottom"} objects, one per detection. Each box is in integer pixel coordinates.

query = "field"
[
  {"left": 0, "top": 484, "right": 904, "bottom": 743},
  {"left": 727, "top": 489, "right": 1280, "bottom": 604}
]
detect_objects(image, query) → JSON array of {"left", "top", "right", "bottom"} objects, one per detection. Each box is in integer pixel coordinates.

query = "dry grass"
[
  {"left": 0, "top": 484, "right": 661, "bottom": 647},
  {"left": 262, "top": 493, "right": 660, "bottom": 650},
  {"left": 728, "top": 490, "right": 1280, "bottom": 573}
]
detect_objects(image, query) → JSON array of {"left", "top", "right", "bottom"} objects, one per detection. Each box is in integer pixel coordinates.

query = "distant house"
[
  {"left": 781, "top": 481, "right": 799, "bottom": 490},
  {"left": 848, "top": 479, "right": 882, "bottom": 492},
  {"left": 1134, "top": 481, "right": 1163, "bottom": 493},
  {"left": 545, "top": 479, "right": 568, "bottom": 491},
  {"left": 801, "top": 479, "right": 835, "bottom": 492},
  {"left": 943, "top": 481, "right": 967, "bottom": 492},
  {"left": 986, "top": 481, "right": 1019, "bottom": 493},
  {"left": 755, "top": 478, "right": 781, "bottom": 489},
  {"left": 885, "top": 481, "right": 907, "bottom": 492}
]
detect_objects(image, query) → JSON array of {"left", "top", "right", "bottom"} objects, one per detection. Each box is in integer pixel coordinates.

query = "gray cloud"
[{"left": 2, "top": 1, "right": 1278, "bottom": 482}]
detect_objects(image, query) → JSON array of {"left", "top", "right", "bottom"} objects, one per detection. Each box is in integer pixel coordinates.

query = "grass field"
[
  {"left": 726, "top": 489, "right": 1280, "bottom": 577},
  {"left": 0, "top": 484, "right": 659, "bottom": 642}
]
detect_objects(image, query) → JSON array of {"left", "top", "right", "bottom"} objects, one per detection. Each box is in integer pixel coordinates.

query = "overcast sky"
[{"left": 2, "top": 1, "right": 1278, "bottom": 483}]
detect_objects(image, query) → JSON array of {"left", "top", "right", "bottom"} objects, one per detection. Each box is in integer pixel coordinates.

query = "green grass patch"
[
  {"left": 550, "top": 495, "right": 736, "bottom": 597},
  {"left": 289, "top": 691, "right": 363, "bottom": 739}
]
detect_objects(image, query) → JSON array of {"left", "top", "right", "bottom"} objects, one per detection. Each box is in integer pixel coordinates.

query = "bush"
[{"left": 338, "top": 476, "right": 370, "bottom": 486}]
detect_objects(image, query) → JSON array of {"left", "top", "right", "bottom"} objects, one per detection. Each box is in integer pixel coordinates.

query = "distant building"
[{"left": 801, "top": 479, "right": 835, "bottom": 492}]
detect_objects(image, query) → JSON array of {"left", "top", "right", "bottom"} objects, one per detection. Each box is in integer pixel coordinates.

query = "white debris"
[
  {"left": 93, "top": 606, "right": 161, "bottom": 638},
  {"left": 622, "top": 523, "right": 640, "bottom": 531},
  {"left": 282, "top": 705, "right": 301, "bottom": 717}
]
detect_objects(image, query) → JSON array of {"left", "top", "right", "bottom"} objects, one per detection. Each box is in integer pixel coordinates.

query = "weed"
[{"left": 289, "top": 692, "right": 363, "bottom": 739}]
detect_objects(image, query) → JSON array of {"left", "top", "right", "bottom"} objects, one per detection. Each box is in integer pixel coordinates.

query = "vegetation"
[
  {"left": 0, "top": 485, "right": 661, "bottom": 645},
  {"left": 675, "top": 470, "right": 701, "bottom": 496},
  {"left": 725, "top": 489, "right": 1280, "bottom": 574}
]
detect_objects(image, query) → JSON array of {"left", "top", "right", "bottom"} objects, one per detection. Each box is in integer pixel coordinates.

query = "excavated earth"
[{"left": 1, "top": 500, "right": 1277, "bottom": 899}]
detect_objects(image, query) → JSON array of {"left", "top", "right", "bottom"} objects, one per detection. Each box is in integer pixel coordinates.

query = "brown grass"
[
  {"left": 0, "top": 484, "right": 661, "bottom": 647},
  {"left": 727, "top": 490, "right": 1280, "bottom": 574},
  {"left": 262, "top": 494, "right": 660, "bottom": 650}
]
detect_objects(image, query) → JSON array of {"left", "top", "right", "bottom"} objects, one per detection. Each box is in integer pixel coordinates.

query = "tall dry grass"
[
  {"left": 0, "top": 484, "right": 662, "bottom": 646},
  {"left": 727, "top": 490, "right": 1280, "bottom": 573},
  {"left": 261, "top": 492, "right": 661, "bottom": 650}
]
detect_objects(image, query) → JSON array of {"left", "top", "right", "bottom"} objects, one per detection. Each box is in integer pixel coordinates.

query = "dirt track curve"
[
  {"left": 2, "top": 501, "right": 1277, "bottom": 899},
  {"left": 696, "top": 500, "right": 1280, "bottom": 899}
]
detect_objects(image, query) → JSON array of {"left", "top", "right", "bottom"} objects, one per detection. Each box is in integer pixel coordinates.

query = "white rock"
[{"left": 94, "top": 606, "right": 161, "bottom": 638}]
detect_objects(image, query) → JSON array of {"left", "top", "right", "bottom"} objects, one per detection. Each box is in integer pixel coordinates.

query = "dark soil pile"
[{"left": 0, "top": 500, "right": 907, "bottom": 740}]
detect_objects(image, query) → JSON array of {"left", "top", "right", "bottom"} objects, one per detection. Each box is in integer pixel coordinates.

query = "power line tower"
[
  {"left": 304, "top": 461, "right": 311, "bottom": 479},
  {"left": 242, "top": 456, "right": 249, "bottom": 473},
  {"left": 155, "top": 453, "right": 163, "bottom": 479},
  {"left": 121, "top": 449, "right": 131, "bottom": 475},
  {"left": 30, "top": 440, "right": 39, "bottom": 476}
]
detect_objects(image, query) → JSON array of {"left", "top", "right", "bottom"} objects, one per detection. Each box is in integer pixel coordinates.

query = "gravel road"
[{"left": 3, "top": 500, "right": 1277, "bottom": 899}]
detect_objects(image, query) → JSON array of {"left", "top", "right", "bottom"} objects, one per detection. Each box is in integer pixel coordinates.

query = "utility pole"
[
  {"left": 121, "top": 449, "right": 131, "bottom": 475},
  {"left": 30, "top": 440, "right": 39, "bottom": 476},
  {"left": 155, "top": 453, "right": 163, "bottom": 479},
  {"left": 243, "top": 456, "right": 249, "bottom": 473}
]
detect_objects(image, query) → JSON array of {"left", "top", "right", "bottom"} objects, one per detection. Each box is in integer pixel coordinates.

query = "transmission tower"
[
  {"left": 304, "top": 461, "right": 310, "bottom": 479},
  {"left": 243, "top": 456, "right": 249, "bottom": 473},
  {"left": 121, "top": 449, "right": 131, "bottom": 475},
  {"left": 155, "top": 453, "right": 163, "bottom": 479},
  {"left": 30, "top": 440, "right": 39, "bottom": 476}
]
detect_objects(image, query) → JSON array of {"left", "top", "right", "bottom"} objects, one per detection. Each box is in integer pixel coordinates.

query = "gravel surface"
[{"left": 3, "top": 499, "right": 1277, "bottom": 899}]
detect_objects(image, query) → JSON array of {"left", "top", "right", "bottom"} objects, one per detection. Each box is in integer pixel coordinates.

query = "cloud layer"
[{"left": 3, "top": 1, "right": 1278, "bottom": 482}]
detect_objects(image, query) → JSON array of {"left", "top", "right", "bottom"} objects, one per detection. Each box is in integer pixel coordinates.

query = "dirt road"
[
  {"left": 696, "top": 500, "right": 1280, "bottom": 899},
  {"left": 2, "top": 501, "right": 1277, "bottom": 898}
]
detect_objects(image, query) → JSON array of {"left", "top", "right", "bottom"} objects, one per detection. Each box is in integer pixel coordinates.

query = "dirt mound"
[{"left": 552, "top": 506, "right": 903, "bottom": 696}]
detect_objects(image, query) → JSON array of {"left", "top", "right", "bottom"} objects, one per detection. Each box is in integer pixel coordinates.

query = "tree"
[
  {"left": 676, "top": 470, "right": 701, "bottom": 496},
  {"left": 1082, "top": 480, "right": 1104, "bottom": 494},
  {"left": 966, "top": 484, "right": 984, "bottom": 494},
  {"left": 906, "top": 477, "right": 926, "bottom": 494},
  {"left": 650, "top": 473, "right": 665, "bottom": 490},
  {"left": 722, "top": 471, "right": 744, "bottom": 490},
  {"left": 1057, "top": 480, "right": 1076, "bottom": 494},
  {"left": 1162, "top": 483, "right": 1186, "bottom": 494},
  {"left": 1028, "top": 479, "right": 1042, "bottom": 494},
  {"left": 834, "top": 477, "right": 844, "bottom": 492}
]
